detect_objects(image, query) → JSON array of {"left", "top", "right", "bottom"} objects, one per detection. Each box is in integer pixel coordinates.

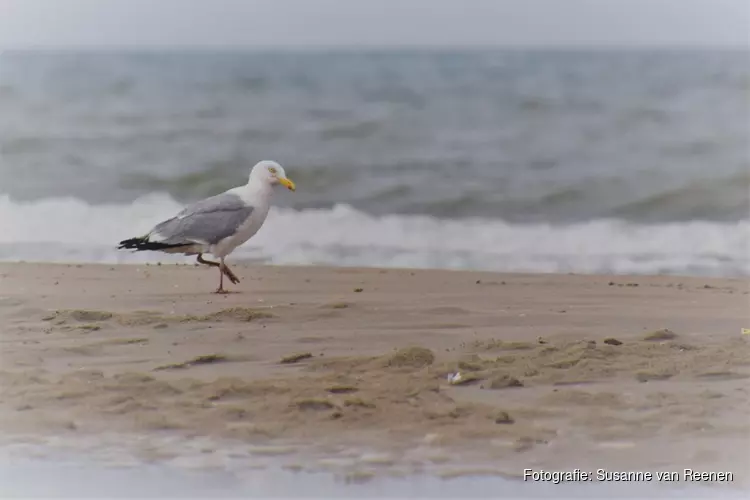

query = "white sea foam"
[{"left": 1, "top": 194, "right": 748, "bottom": 277}]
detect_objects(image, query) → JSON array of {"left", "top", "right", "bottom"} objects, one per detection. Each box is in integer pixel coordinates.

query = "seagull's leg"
[
  {"left": 216, "top": 266, "right": 226, "bottom": 294},
  {"left": 197, "top": 254, "right": 228, "bottom": 293},
  {"left": 197, "top": 253, "right": 220, "bottom": 268},
  {"left": 197, "top": 253, "right": 238, "bottom": 284},
  {"left": 220, "top": 258, "right": 240, "bottom": 285}
]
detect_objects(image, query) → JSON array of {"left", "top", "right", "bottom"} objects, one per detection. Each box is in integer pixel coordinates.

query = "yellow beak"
[{"left": 278, "top": 177, "right": 296, "bottom": 192}]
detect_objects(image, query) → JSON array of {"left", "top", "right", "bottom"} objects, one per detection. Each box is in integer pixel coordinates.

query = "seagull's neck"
[{"left": 234, "top": 178, "right": 272, "bottom": 204}]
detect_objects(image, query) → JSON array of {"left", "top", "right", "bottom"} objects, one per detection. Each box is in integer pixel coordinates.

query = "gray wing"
[{"left": 150, "top": 192, "right": 254, "bottom": 245}]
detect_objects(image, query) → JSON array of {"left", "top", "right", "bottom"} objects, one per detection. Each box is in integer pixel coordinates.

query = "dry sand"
[{"left": 0, "top": 263, "right": 748, "bottom": 480}]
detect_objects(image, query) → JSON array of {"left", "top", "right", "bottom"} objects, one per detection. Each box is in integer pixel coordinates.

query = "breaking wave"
[{"left": 1, "top": 194, "right": 747, "bottom": 277}]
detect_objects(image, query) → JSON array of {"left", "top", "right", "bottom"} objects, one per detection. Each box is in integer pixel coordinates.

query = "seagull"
[{"left": 118, "top": 160, "right": 296, "bottom": 293}]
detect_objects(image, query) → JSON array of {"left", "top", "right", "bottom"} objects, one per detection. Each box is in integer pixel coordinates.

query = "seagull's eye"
[{"left": 268, "top": 167, "right": 277, "bottom": 174}]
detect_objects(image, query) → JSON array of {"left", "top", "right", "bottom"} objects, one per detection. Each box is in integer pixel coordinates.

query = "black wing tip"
[
  {"left": 117, "top": 237, "right": 144, "bottom": 250},
  {"left": 117, "top": 237, "right": 185, "bottom": 252}
]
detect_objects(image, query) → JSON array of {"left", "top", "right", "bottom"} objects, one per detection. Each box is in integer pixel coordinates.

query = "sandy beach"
[{"left": 0, "top": 262, "right": 748, "bottom": 482}]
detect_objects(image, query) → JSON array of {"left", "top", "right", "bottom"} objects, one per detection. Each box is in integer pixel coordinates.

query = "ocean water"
[{"left": 1, "top": 49, "right": 748, "bottom": 276}]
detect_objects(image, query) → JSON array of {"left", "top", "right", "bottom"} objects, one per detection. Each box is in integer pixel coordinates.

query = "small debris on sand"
[
  {"left": 293, "top": 398, "right": 336, "bottom": 411},
  {"left": 642, "top": 329, "right": 678, "bottom": 341},
  {"left": 154, "top": 354, "right": 229, "bottom": 371},
  {"left": 635, "top": 370, "right": 675, "bottom": 382},
  {"left": 326, "top": 302, "right": 350, "bottom": 309},
  {"left": 493, "top": 411, "right": 515, "bottom": 424},
  {"left": 447, "top": 372, "right": 483, "bottom": 386},
  {"left": 280, "top": 352, "right": 314, "bottom": 364},
  {"left": 326, "top": 385, "right": 359, "bottom": 394}
]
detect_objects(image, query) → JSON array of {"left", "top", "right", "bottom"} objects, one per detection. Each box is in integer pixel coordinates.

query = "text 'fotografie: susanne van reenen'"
[{"left": 524, "top": 469, "right": 734, "bottom": 483}]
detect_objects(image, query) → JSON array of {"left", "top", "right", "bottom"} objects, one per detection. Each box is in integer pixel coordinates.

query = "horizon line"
[{"left": 2, "top": 42, "right": 748, "bottom": 53}]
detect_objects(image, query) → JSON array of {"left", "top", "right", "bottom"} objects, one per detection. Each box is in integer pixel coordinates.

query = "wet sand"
[{"left": 0, "top": 263, "right": 748, "bottom": 483}]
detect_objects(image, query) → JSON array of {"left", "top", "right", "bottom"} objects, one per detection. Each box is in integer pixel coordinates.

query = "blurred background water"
[{"left": 1, "top": 49, "right": 748, "bottom": 276}]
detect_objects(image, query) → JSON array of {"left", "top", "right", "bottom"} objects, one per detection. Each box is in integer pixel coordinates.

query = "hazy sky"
[{"left": 0, "top": 0, "right": 747, "bottom": 49}]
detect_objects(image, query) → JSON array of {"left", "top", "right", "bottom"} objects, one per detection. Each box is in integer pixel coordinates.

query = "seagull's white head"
[{"left": 249, "top": 160, "right": 296, "bottom": 191}]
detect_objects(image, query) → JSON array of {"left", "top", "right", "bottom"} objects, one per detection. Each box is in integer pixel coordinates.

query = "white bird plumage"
[{"left": 118, "top": 160, "right": 296, "bottom": 293}]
